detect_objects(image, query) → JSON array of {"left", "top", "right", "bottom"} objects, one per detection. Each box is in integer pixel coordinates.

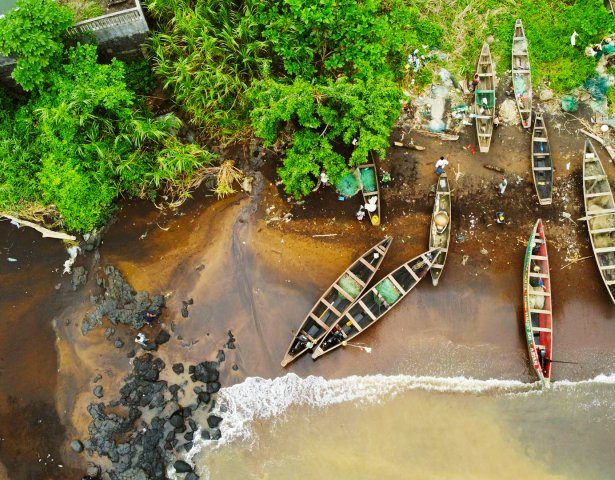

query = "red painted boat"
[{"left": 522, "top": 219, "right": 553, "bottom": 386}]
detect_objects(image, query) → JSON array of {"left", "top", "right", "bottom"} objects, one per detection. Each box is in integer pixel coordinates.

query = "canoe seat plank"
[
  {"left": 590, "top": 227, "right": 615, "bottom": 234},
  {"left": 586, "top": 192, "right": 611, "bottom": 198},
  {"left": 333, "top": 283, "right": 356, "bottom": 303},
  {"left": 309, "top": 313, "right": 329, "bottom": 330},
  {"left": 529, "top": 272, "right": 549, "bottom": 278},
  {"left": 584, "top": 175, "right": 606, "bottom": 181},
  {"left": 594, "top": 246, "right": 615, "bottom": 254},
  {"left": 387, "top": 277, "right": 407, "bottom": 296},
  {"left": 530, "top": 290, "right": 551, "bottom": 297},
  {"left": 345, "top": 313, "right": 363, "bottom": 332},
  {"left": 599, "top": 264, "right": 615, "bottom": 270},
  {"left": 359, "top": 257, "right": 377, "bottom": 272},
  {"left": 533, "top": 137, "right": 548, "bottom": 142},
  {"left": 322, "top": 300, "right": 342, "bottom": 317},
  {"left": 530, "top": 255, "right": 548, "bottom": 260},
  {"left": 346, "top": 270, "right": 366, "bottom": 287},
  {"left": 532, "top": 327, "right": 552, "bottom": 333},
  {"left": 358, "top": 300, "right": 377, "bottom": 321},
  {"left": 533, "top": 167, "right": 551, "bottom": 171},
  {"left": 530, "top": 309, "right": 552, "bottom": 314},
  {"left": 403, "top": 263, "right": 420, "bottom": 281}
]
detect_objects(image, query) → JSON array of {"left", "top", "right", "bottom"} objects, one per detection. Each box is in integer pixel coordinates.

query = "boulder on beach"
[
  {"left": 71, "top": 440, "right": 84, "bottom": 452},
  {"left": 174, "top": 460, "right": 193, "bottom": 473}
]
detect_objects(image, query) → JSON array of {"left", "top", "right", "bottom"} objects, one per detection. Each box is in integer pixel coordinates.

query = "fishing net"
[
  {"left": 589, "top": 214, "right": 615, "bottom": 230},
  {"left": 336, "top": 172, "right": 360, "bottom": 197},
  {"left": 475, "top": 90, "right": 495, "bottom": 108},
  {"left": 360, "top": 168, "right": 377, "bottom": 193},
  {"left": 561, "top": 95, "right": 578, "bottom": 113},
  {"left": 375, "top": 279, "right": 401, "bottom": 304},
  {"left": 584, "top": 75, "right": 609, "bottom": 101},
  {"left": 513, "top": 75, "right": 526, "bottom": 96},
  {"left": 338, "top": 274, "right": 362, "bottom": 299}
]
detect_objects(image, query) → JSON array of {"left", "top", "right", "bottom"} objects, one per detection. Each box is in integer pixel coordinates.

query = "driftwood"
[
  {"left": 483, "top": 164, "right": 504, "bottom": 173},
  {"left": 1, "top": 214, "right": 76, "bottom": 241},
  {"left": 312, "top": 234, "right": 338, "bottom": 238},
  {"left": 393, "top": 141, "right": 426, "bottom": 151},
  {"left": 561, "top": 255, "right": 592, "bottom": 270},
  {"left": 420, "top": 131, "right": 460, "bottom": 141}
]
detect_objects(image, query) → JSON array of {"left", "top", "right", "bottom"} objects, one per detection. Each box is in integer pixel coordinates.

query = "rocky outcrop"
[{"left": 82, "top": 266, "right": 165, "bottom": 334}]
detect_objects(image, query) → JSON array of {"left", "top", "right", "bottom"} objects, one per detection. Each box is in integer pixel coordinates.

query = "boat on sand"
[
  {"left": 474, "top": 43, "right": 496, "bottom": 153},
  {"left": 531, "top": 112, "right": 553, "bottom": 205},
  {"left": 512, "top": 19, "right": 532, "bottom": 128},
  {"left": 429, "top": 173, "right": 451, "bottom": 285},
  {"left": 281, "top": 237, "right": 393, "bottom": 367}
]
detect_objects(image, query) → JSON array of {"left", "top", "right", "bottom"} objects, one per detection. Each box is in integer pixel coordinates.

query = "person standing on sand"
[
  {"left": 356, "top": 205, "right": 366, "bottom": 221},
  {"left": 472, "top": 73, "right": 480, "bottom": 92},
  {"left": 320, "top": 171, "right": 329, "bottom": 187},
  {"left": 498, "top": 177, "right": 508, "bottom": 195},
  {"left": 435, "top": 156, "right": 449, "bottom": 176}
]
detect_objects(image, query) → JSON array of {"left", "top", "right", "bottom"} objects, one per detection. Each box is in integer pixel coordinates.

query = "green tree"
[{"left": 0, "top": 0, "right": 74, "bottom": 91}]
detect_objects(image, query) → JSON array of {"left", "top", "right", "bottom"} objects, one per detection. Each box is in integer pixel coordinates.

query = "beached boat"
[
  {"left": 474, "top": 43, "right": 496, "bottom": 153},
  {"left": 531, "top": 112, "right": 553, "bottom": 205},
  {"left": 512, "top": 19, "right": 532, "bottom": 129},
  {"left": 582, "top": 139, "right": 615, "bottom": 304},
  {"left": 429, "top": 173, "right": 451, "bottom": 286},
  {"left": 358, "top": 158, "right": 381, "bottom": 226},
  {"left": 281, "top": 237, "right": 393, "bottom": 367},
  {"left": 523, "top": 219, "right": 553, "bottom": 386},
  {"left": 312, "top": 248, "right": 439, "bottom": 360}
]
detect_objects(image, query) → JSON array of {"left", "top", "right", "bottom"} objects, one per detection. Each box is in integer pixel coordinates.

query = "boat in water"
[
  {"left": 474, "top": 43, "right": 496, "bottom": 153},
  {"left": 281, "top": 237, "right": 393, "bottom": 366},
  {"left": 582, "top": 139, "right": 615, "bottom": 304},
  {"left": 512, "top": 19, "right": 532, "bottom": 128},
  {"left": 531, "top": 112, "right": 553, "bottom": 205},
  {"left": 312, "top": 248, "right": 439, "bottom": 360},
  {"left": 429, "top": 173, "right": 451, "bottom": 285},
  {"left": 523, "top": 219, "right": 553, "bottom": 386}
]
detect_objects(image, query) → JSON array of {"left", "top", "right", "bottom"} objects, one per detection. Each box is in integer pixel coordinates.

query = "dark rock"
[
  {"left": 71, "top": 266, "right": 88, "bottom": 291},
  {"left": 173, "top": 459, "right": 193, "bottom": 473},
  {"left": 183, "top": 441, "right": 193, "bottom": 452},
  {"left": 169, "top": 384, "right": 181, "bottom": 395},
  {"left": 93, "top": 386, "right": 104, "bottom": 398},
  {"left": 187, "top": 298, "right": 194, "bottom": 305},
  {"left": 172, "top": 363, "right": 184, "bottom": 375},
  {"left": 192, "top": 362, "right": 219, "bottom": 383},
  {"left": 143, "top": 342, "right": 158, "bottom": 351},
  {"left": 133, "top": 354, "right": 165, "bottom": 382},
  {"left": 184, "top": 431, "right": 194, "bottom": 441},
  {"left": 210, "top": 428, "right": 221, "bottom": 440},
  {"left": 219, "top": 404, "right": 228, "bottom": 413},
  {"left": 232, "top": 364, "right": 239, "bottom": 371},
  {"left": 207, "top": 415, "right": 223, "bottom": 429},
  {"left": 165, "top": 431, "right": 175, "bottom": 442},
  {"left": 181, "top": 305, "right": 189, "bottom": 318},
  {"left": 182, "top": 406, "right": 192, "bottom": 417},
  {"left": 154, "top": 329, "right": 170, "bottom": 345},
  {"left": 92, "top": 374, "right": 102, "bottom": 383},
  {"left": 216, "top": 349, "right": 225, "bottom": 363},
  {"left": 193, "top": 386, "right": 203, "bottom": 394},
  {"left": 71, "top": 440, "right": 84, "bottom": 452},
  {"left": 186, "top": 472, "right": 200, "bottom": 480},
  {"left": 104, "top": 328, "right": 115, "bottom": 339},
  {"left": 169, "top": 412, "right": 184, "bottom": 428},
  {"left": 195, "top": 264, "right": 205, "bottom": 272},
  {"left": 174, "top": 425, "right": 186, "bottom": 434},
  {"left": 188, "top": 365, "right": 195, "bottom": 374},
  {"left": 114, "top": 339, "right": 124, "bottom": 348},
  {"left": 126, "top": 349, "right": 136, "bottom": 358},
  {"left": 206, "top": 382, "right": 221, "bottom": 394},
  {"left": 201, "top": 430, "right": 210, "bottom": 440},
  {"left": 197, "top": 392, "right": 211, "bottom": 404}
]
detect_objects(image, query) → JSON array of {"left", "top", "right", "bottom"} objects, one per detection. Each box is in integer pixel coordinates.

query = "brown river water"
[{"left": 1, "top": 119, "right": 615, "bottom": 479}]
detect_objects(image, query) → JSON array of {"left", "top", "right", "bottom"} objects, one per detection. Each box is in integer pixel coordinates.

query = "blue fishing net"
[{"left": 360, "top": 168, "right": 377, "bottom": 193}]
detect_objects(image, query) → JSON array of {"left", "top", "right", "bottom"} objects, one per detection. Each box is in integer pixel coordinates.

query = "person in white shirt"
[
  {"left": 435, "top": 156, "right": 449, "bottom": 176},
  {"left": 319, "top": 171, "right": 329, "bottom": 186}
]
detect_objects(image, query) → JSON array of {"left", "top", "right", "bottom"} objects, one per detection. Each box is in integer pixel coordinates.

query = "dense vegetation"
[{"left": 0, "top": 0, "right": 216, "bottom": 232}]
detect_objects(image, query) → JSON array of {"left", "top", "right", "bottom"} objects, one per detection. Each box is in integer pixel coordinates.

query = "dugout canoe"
[
  {"left": 312, "top": 248, "right": 439, "bottom": 360},
  {"left": 359, "top": 156, "right": 381, "bottom": 226},
  {"left": 281, "top": 237, "right": 393, "bottom": 367},
  {"left": 512, "top": 19, "right": 532, "bottom": 128},
  {"left": 474, "top": 43, "right": 496, "bottom": 153},
  {"left": 429, "top": 173, "right": 451, "bottom": 286},
  {"left": 523, "top": 219, "right": 553, "bottom": 386},
  {"left": 582, "top": 139, "right": 615, "bottom": 304},
  {"left": 531, "top": 112, "right": 553, "bottom": 205}
]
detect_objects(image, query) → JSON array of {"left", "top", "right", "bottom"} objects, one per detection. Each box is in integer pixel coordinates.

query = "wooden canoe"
[
  {"left": 359, "top": 156, "right": 381, "bottom": 226},
  {"left": 512, "top": 19, "right": 532, "bottom": 129},
  {"left": 523, "top": 219, "right": 553, "bottom": 386},
  {"left": 531, "top": 112, "right": 553, "bottom": 205},
  {"left": 312, "top": 248, "right": 439, "bottom": 360},
  {"left": 474, "top": 43, "right": 496, "bottom": 153},
  {"left": 281, "top": 237, "right": 393, "bottom": 367},
  {"left": 429, "top": 173, "right": 451, "bottom": 286},
  {"left": 582, "top": 139, "right": 615, "bottom": 304}
]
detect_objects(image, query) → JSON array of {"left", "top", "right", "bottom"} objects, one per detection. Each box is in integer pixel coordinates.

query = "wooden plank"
[
  {"left": 606, "top": 279, "right": 615, "bottom": 285},
  {"left": 358, "top": 300, "right": 377, "bottom": 321},
  {"left": 530, "top": 290, "right": 551, "bottom": 296},
  {"left": 594, "top": 246, "right": 615, "bottom": 254},
  {"left": 533, "top": 137, "right": 548, "bottom": 142},
  {"left": 590, "top": 227, "right": 615, "bottom": 234},
  {"left": 321, "top": 300, "right": 342, "bottom": 317},
  {"left": 387, "top": 276, "right": 407, "bottom": 296},
  {"left": 599, "top": 264, "right": 615, "bottom": 270},
  {"left": 403, "top": 263, "right": 420, "bottom": 281},
  {"left": 345, "top": 313, "right": 363, "bottom": 332},
  {"left": 530, "top": 255, "right": 548, "bottom": 260},
  {"left": 533, "top": 167, "right": 551, "bottom": 171},
  {"left": 529, "top": 272, "right": 549, "bottom": 278},
  {"left": 332, "top": 283, "right": 356, "bottom": 303},
  {"left": 580, "top": 129, "right": 605, "bottom": 145},
  {"left": 530, "top": 309, "right": 551, "bottom": 314},
  {"left": 532, "top": 327, "right": 552, "bottom": 332},
  {"left": 309, "top": 313, "right": 329, "bottom": 330},
  {"left": 586, "top": 192, "right": 611, "bottom": 198},
  {"left": 359, "top": 257, "right": 377, "bottom": 272},
  {"left": 345, "top": 269, "right": 366, "bottom": 287}
]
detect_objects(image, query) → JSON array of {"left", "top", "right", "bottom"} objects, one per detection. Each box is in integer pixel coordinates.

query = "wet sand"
[{"left": 1, "top": 110, "right": 615, "bottom": 477}]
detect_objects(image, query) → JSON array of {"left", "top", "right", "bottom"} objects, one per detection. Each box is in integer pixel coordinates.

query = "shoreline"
[{"left": 2, "top": 112, "right": 615, "bottom": 477}]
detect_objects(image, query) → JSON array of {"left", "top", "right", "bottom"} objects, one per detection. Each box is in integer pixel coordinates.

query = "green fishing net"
[
  {"left": 337, "top": 172, "right": 360, "bottom": 197},
  {"left": 375, "top": 279, "right": 401, "bottom": 304},
  {"left": 475, "top": 90, "right": 495, "bottom": 108},
  {"left": 338, "top": 274, "right": 362, "bottom": 299},
  {"left": 584, "top": 75, "right": 609, "bottom": 101},
  {"left": 513, "top": 74, "right": 526, "bottom": 96},
  {"left": 360, "top": 168, "right": 377, "bottom": 193},
  {"left": 561, "top": 95, "right": 578, "bottom": 113}
]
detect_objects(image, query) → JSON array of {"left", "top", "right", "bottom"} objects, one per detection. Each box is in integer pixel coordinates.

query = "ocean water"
[
  {"left": 185, "top": 373, "right": 615, "bottom": 480},
  {"left": 0, "top": 0, "right": 16, "bottom": 15}
]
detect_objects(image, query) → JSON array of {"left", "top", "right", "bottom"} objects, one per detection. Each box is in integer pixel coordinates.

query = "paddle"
[{"left": 546, "top": 359, "right": 579, "bottom": 365}]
